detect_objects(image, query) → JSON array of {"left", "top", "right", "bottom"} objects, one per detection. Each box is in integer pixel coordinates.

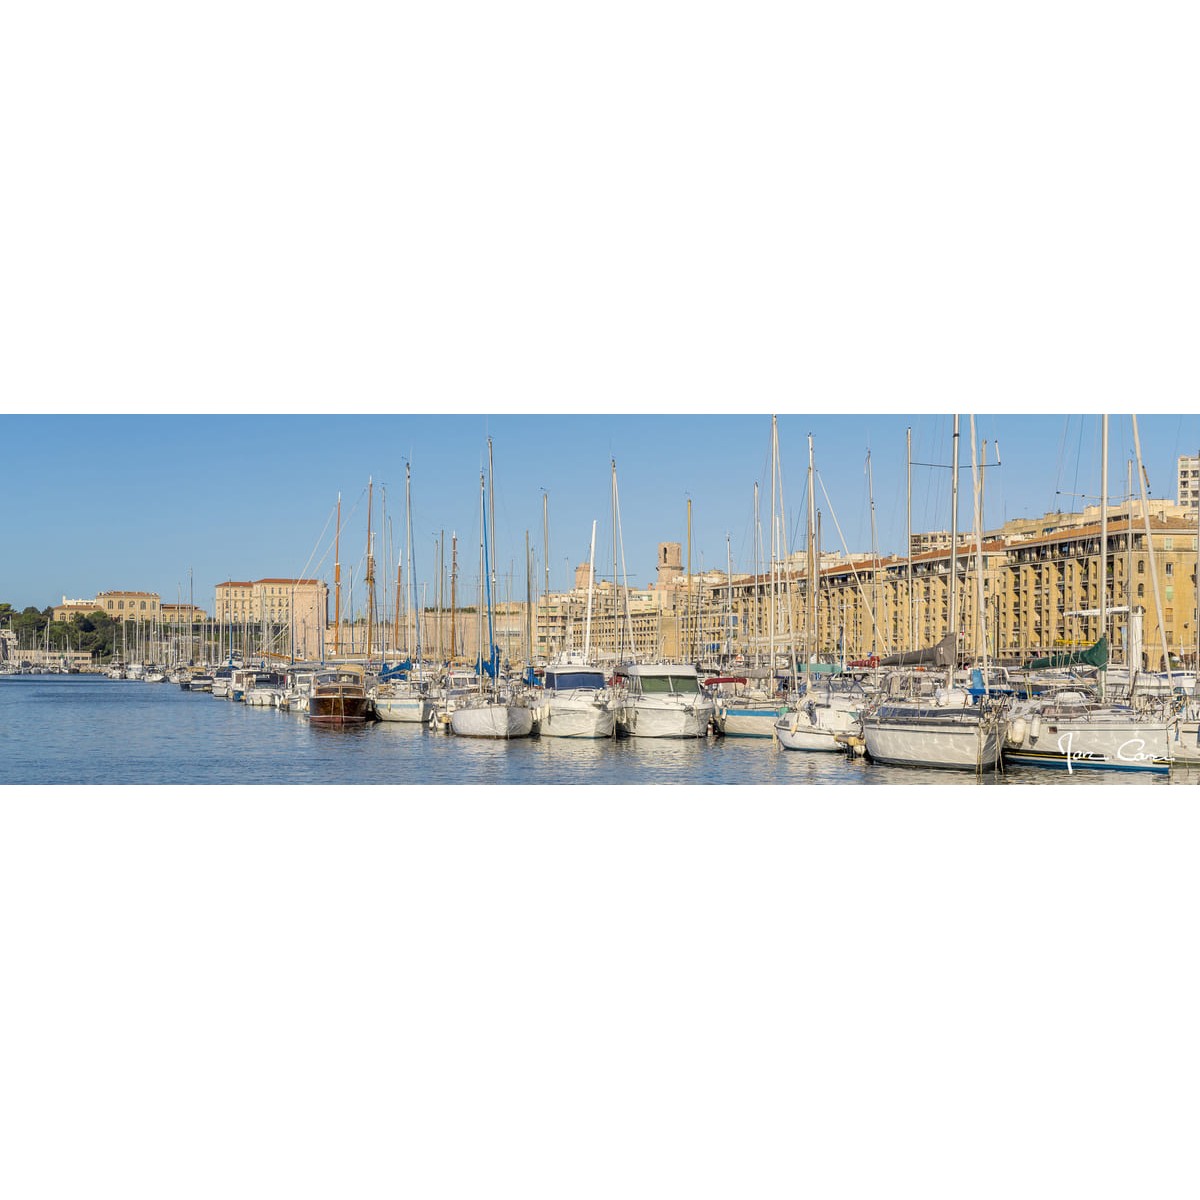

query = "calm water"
[{"left": 2, "top": 674, "right": 1195, "bottom": 787}]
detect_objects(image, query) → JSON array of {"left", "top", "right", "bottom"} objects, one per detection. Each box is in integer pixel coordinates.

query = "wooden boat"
[{"left": 308, "top": 664, "right": 373, "bottom": 725}]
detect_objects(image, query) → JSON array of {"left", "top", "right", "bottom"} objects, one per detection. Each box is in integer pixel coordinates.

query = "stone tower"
[{"left": 656, "top": 541, "right": 683, "bottom": 587}]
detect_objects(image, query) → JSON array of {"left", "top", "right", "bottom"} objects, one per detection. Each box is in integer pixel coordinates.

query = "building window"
[
  {"left": 118, "top": 600, "right": 124, "bottom": 610},
  {"left": 1166, "top": 562, "right": 1174, "bottom": 576},
  {"left": 1138, "top": 584, "right": 1145, "bottom": 598},
  {"left": 140, "top": 601, "right": 147, "bottom": 610},
  {"left": 1138, "top": 560, "right": 1145, "bottom": 574}
]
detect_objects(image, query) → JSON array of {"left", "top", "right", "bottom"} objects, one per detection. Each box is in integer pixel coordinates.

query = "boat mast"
[
  {"left": 611, "top": 458, "right": 620, "bottom": 661},
  {"left": 486, "top": 440, "right": 497, "bottom": 690},
  {"left": 404, "top": 463, "right": 413, "bottom": 657},
  {"left": 333, "top": 492, "right": 342, "bottom": 657},
  {"left": 437, "top": 531, "right": 445, "bottom": 663},
  {"left": 584, "top": 519, "right": 597, "bottom": 659},
  {"left": 867, "top": 447, "right": 880, "bottom": 657},
  {"left": 949, "top": 416, "right": 960, "bottom": 655},
  {"left": 1099, "top": 415, "right": 1108, "bottom": 700},
  {"left": 726, "top": 533, "right": 733, "bottom": 667},
  {"left": 753, "top": 481, "right": 761, "bottom": 668},
  {"left": 1127, "top": 459, "right": 1134, "bottom": 668},
  {"left": 365, "top": 477, "right": 376, "bottom": 660},
  {"left": 807, "top": 432, "right": 817, "bottom": 675},
  {"left": 612, "top": 459, "right": 636, "bottom": 659},
  {"left": 906, "top": 427, "right": 914, "bottom": 653},
  {"left": 477, "top": 472, "right": 485, "bottom": 694},
  {"left": 1132, "top": 415, "right": 1172, "bottom": 688},
  {"left": 686, "top": 496, "right": 693, "bottom": 661},
  {"left": 407, "top": 462, "right": 420, "bottom": 672},
  {"left": 817, "top": 509, "right": 823, "bottom": 660},
  {"left": 450, "top": 532, "right": 458, "bottom": 663},
  {"left": 969, "top": 415, "right": 989, "bottom": 687},
  {"left": 394, "top": 559, "right": 402, "bottom": 657},
  {"left": 769, "top": 416, "right": 777, "bottom": 682},
  {"left": 525, "top": 530, "right": 532, "bottom": 673},
  {"left": 542, "top": 489, "right": 551, "bottom": 655}
]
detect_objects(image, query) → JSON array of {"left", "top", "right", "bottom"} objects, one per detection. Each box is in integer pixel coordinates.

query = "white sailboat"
[
  {"left": 373, "top": 462, "right": 434, "bottom": 725},
  {"left": 776, "top": 679, "right": 869, "bottom": 752},
  {"left": 536, "top": 521, "right": 615, "bottom": 739},
  {"left": 1003, "top": 416, "right": 1172, "bottom": 774},
  {"left": 861, "top": 416, "right": 1004, "bottom": 771},
  {"left": 450, "top": 441, "right": 535, "bottom": 740},
  {"left": 720, "top": 415, "right": 797, "bottom": 737}
]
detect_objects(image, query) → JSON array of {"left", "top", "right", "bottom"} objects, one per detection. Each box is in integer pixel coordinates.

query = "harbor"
[
  {"left": 5, "top": 414, "right": 1200, "bottom": 783},
  {"left": 4, "top": 671, "right": 1198, "bottom": 787}
]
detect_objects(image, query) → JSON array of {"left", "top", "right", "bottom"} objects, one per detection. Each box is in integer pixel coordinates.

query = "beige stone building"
[
  {"left": 95, "top": 590, "right": 162, "bottom": 621},
  {"left": 52, "top": 596, "right": 105, "bottom": 622},
  {"left": 726, "top": 507, "right": 1200, "bottom": 672},
  {"left": 525, "top": 506, "right": 1200, "bottom": 674},
  {"left": 161, "top": 603, "right": 209, "bottom": 626},
  {"left": 213, "top": 578, "right": 328, "bottom": 661}
]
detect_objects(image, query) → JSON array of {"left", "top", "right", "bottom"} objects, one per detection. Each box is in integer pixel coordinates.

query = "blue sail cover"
[
  {"left": 474, "top": 646, "right": 501, "bottom": 678},
  {"left": 379, "top": 659, "right": 413, "bottom": 681}
]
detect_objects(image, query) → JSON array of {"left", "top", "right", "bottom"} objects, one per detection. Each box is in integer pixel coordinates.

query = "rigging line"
[
  {"left": 815, "top": 469, "right": 886, "bottom": 653},
  {"left": 293, "top": 502, "right": 338, "bottom": 587}
]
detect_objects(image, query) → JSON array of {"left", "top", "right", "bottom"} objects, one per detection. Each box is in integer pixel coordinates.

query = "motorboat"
[
  {"left": 308, "top": 664, "right": 373, "bottom": 725},
  {"left": 613, "top": 662, "right": 714, "bottom": 739},
  {"left": 535, "top": 653, "right": 615, "bottom": 739}
]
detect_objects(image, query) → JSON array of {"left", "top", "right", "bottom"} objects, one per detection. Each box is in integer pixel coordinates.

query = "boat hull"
[
  {"left": 375, "top": 695, "right": 434, "bottom": 723},
  {"left": 720, "top": 704, "right": 788, "bottom": 738},
  {"left": 450, "top": 703, "right": 534, "bottom": 739},
  {"left": 538, "top": 695, "right": 615, "bottom": 739},
  {"left": 775, "top": 700, "right": 862, "bottom": 752},
  {"left": 1004, "top": 716, "right": 1171, "bottom": 774},
  {"left": 775, "top": 718, "right": 849, "bottom": 753},
  {"left": 863, "top": 710, "right": 1001, "bottom": 771},
  {"left": 309, "top": 696, "right": 372, "bottom": 725},
  {"left": 616, "top": 699, "right": 714, "bottom": 739}
]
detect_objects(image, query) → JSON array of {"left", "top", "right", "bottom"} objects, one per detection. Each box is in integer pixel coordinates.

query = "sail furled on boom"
[
  {"left": 876, "top": 633, "right": 957, "bottom": 669},
  {"left": 1024, "top": 637, "right": 1108, "bottom": 671}
]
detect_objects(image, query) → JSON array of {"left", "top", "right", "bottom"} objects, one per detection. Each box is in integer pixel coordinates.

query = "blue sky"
[
  {"left": 4, "top": 7, "right": 1196, "bottom": 614},
  {"left": 2, "top": 411, "right": 1196, "bottom": 614}
]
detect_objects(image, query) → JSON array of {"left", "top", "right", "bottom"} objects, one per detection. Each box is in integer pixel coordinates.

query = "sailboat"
[
  {"left": 776, "top": 431, "right": 872, "bottom": 752},
  {"left": 450, "top": 441, "right": 535, "bottom": 739},
  {"left": 373, "top": 462, "right": 434, "bottom": 724},
  {"left": 860, "top": 416, "right": 1005, "bottom": 771},
  {"left": 537, "top": 520, "right": 616, "bottom": 738},
  {"left": 1002, "top": 415, "right": 1171, "bottom": 774},
  {"left": 719, "top": 415, "right": 796, "bottom": 737}
]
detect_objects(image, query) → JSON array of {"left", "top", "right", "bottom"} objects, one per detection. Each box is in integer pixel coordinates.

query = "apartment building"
[
  {"left": 523, "top": 505, "right": 1191, "bottom": 675},
  {"left": 1179, "top": 455, "right": 1200, "bottom": 511},
  {"left": 728, "top": 510, "right": 1199, "bottom": 671}
]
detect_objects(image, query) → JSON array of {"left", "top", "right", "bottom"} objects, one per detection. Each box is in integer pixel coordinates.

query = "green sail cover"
[{"left": 1025, "top": 636, "right": 1108, "bottom": 671}]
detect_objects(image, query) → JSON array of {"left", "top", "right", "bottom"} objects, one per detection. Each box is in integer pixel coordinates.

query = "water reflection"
[{"left": 3, "top": 676, "right": 1195, "bottom": 787}]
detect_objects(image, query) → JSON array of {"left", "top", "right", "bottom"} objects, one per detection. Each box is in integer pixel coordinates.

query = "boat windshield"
[
  {"left": 548, "top": 670, "right": 606, "bottom": 691},
  {"left": 639, "top": 674, "right": 699, "bottom": 695}
]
